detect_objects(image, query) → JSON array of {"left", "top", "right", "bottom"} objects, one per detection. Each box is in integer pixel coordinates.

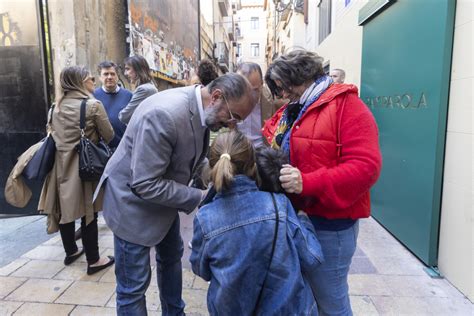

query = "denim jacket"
[{"left": 190, "top": 176, "right": 324, "bottom": 316}]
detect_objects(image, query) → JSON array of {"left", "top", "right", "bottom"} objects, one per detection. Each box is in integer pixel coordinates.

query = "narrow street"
[{"left": 0, "top": 215, "right": 471, "bottom": 315}]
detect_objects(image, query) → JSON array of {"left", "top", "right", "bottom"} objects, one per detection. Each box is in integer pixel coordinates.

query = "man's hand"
[{"left": 279, "top": 164, "right": 303, "bottom": 194}]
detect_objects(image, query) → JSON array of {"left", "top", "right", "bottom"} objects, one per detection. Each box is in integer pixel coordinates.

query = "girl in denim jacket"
[{"left": 190, "top": 131, "right": 323, "bottom": 315}]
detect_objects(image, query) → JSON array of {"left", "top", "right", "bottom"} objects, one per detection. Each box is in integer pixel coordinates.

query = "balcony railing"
[
  {"left": 218, "top": 0, "right": 230, "bottom": 17},
  {"left": 215, "top": 42, "right": 229, "bottom": 72}
]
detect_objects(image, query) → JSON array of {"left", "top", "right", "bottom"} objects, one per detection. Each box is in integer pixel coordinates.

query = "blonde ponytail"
[
  {"left": 211, "top": 154, "right": 234, "bottom": 192},
  {"left": 209, "top": 131, "right": 257, "bottom": 193}
]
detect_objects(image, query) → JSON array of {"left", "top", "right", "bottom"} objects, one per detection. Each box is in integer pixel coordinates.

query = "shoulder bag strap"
[
  {"left": 253, "top": 192, "right": 280, "bottom": 315},
  {"left": 79, "top": 99, "right": 88, "bottom": 136}
]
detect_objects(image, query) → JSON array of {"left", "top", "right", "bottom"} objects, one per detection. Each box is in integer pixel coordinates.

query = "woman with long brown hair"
[
  {"left": 39, "top": 65, "right": 115, "bottom": 275},
  {"left": 118, "top": 55, "right": 158, "bottom": 124}
]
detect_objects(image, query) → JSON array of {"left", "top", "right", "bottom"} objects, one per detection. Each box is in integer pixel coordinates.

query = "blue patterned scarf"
[{"left": 271, "top": 76, "right": 333, "bottom": 158}]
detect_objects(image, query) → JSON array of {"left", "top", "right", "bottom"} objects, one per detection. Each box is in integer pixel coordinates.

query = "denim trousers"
[
  {"left": 114, "top": 216, "right": 185, "bottom": 316},
  {"left": 307, "top": 221, "right": 359, "bottom": 316}
]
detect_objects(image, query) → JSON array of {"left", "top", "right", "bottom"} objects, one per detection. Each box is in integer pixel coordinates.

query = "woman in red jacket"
[{"left": 263, "top": 49, "right": 382, "bottom": 315}]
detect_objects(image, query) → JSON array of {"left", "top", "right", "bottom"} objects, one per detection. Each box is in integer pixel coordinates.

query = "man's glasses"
[{"left": 221, "top": 94, "right": 243, "bottom": 124}]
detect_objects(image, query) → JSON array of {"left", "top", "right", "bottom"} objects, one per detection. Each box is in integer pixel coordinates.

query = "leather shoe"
[
  {"left": 87, "top": 256, "right": 115, "bottom": 275},
  {"left": 64, "top": 249, "right": 84, "bottom": 265}
]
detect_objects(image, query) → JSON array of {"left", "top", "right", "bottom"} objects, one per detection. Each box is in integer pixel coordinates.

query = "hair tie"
[{"left": 220, "top": 153, "right": 231, "bottom": 161}]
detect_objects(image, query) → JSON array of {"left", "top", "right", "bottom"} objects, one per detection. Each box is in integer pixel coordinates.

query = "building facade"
[
  {"left": 200, "top": 12, "right": 215, "bottom": 61},
  {"left": 234, "top": 1, "right": 268, "bottom": 73},
  {"left": 264, "top": 0, "right": 306, "bottom": 63},
  {"left": 211, "top": 0, "right": 237, "bottom": 73}
]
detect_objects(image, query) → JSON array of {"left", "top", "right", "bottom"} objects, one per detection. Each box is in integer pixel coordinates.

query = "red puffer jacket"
[{"left": 262, "top": 84, "right": 382, "bottom": 219}]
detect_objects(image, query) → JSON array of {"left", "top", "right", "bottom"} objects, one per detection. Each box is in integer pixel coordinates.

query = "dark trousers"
[{"left": 59, "top": 213, "right": 100, "bottom": 264}]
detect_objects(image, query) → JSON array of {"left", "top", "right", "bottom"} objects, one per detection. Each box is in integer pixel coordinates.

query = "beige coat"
[
  {"left": 38, "top": 91, "right": 114, "bottom": 233},
  {"left": 4, "top": 141, "right": 43, "bottom": 208}
]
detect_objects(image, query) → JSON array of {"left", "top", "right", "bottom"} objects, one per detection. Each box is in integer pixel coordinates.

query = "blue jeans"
[
  {"left": 114, "top": 216, "right": 185, "bottom": 316},
  {"left": 307, "top": 221, "right": 359, "bottom": 316}
]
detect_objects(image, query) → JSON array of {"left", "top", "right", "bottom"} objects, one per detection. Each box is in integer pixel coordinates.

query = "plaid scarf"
[{"left": 271, "top": 75, "right": 333, "bottom": 159}]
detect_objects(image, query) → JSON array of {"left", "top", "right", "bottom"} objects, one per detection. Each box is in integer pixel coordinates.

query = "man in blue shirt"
[{"left": 93, "top": 61, "right": 132, "bottom": 149}]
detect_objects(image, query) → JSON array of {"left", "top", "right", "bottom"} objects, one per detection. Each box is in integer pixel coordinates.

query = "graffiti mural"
[{"left": 128, "top": 0, "right": 199, "bottom": 82}]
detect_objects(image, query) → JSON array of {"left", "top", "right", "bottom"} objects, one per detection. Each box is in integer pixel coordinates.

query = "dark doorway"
[{"left": 0, "top": 0, "right": 52, "bottom": 216}]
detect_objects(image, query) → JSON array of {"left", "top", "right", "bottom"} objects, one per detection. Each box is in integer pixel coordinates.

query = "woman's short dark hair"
[
  {"left": 265, "top": 49, "right": 325, "bottom": 98},
  {"left": 197, "top": 59, "right": 219, "bottom": 86},
  {"left": 124, "top": 55, "right": 153, "bottom": 86}
]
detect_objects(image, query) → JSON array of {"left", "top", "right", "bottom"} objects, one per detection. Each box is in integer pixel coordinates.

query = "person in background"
[
  {"left": 118, "top": 55, "right": 158, "bottom": 124},
  {"left": 263, "top": 49, "right": 382, "bottom": 315},
  {"left": 330, "top": 68, "right": 346, "bottom": 84},
  {"left": 195, "top": 59, "right": 219, "bottom": 86},
  {"left": 236, "top": 62, "right": 286, "bottom": 148},
  {"left": 190, "top": 130, "right": 323, "bottom": 315},
  {"left": 96, "top": 73, "right": 255, "bottom": 315},
  {"left": 38, "top": 66, "right": 115, "bottom": 275},
  {"left": 93, "top": 61, "right": 132, "bottom": 149}
]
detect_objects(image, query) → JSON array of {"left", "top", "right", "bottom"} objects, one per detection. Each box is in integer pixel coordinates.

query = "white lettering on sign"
[{"left": 365, "top": 93, "right": 428, "bottom": 110}]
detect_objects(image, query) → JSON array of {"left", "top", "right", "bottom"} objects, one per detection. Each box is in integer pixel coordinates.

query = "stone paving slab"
[
  {"left": 54, "top": 281, "right": 115, "bottom": 306},
  {"left": 69, "top": 305, "right": 117, "bottom": 316},
  {"left": 10, "top": 260, "right": 65, "bottom": 279},
  {"left": 0, "top": 277, "right": 26, "bottom": 299},
  {"left": 0, "top": 301, "right": 23, "bottom": 316},
  {"left": 0, "top": 259, "right": 30, "bottom": 277},
  {"left": 5, "top": 279, "right": 72, "bottom": 303},
  {"left": 0, "top": 216, "right": 472, "bottom": 316},
  {"left": 13, "top": 302, "right": 74, "bottom": 316}
]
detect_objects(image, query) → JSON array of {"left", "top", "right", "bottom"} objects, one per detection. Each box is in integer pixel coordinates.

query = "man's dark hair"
[
  {"left": 197, "top": 59, "right": 218, "bottom": 86},
  {"left": 256, "top": 147, "right": 289, "bottom": 193},
  {"left": 97, "top": 61, "right": 119, "bottom": 74}
]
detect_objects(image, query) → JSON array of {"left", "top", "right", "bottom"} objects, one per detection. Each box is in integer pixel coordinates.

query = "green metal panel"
[{"left": 360, "top": 0, "right": 456, "bottom": 266}]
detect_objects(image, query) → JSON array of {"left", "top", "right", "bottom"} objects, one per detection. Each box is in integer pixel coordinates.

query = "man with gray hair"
[
  {"left": 237, "top": 62, "right": 286, "bottom": 148},
  {"left": 95, "top": 73, "right": 254, "bottom": 315},
  {"left": 330, "top": 68, "right": 346, "bottom": 84}
]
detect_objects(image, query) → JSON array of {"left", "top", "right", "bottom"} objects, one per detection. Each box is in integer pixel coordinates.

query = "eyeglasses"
[
  {"left": 221, "top": 94, "right": 243, "bottom": 124},
  {"left": 274, "top": 82, "right": 291, "bottom": 98}
]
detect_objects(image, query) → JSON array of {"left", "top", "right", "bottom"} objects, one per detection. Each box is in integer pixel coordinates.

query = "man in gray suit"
[{"left": 96, "top": 73, "right": 254, "bottom": 315}]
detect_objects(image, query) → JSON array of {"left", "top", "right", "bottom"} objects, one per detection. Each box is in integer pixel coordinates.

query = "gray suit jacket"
[
  {"left": 96, "top": 86, "right": 209, "bottom": 246},
  {"left": 118, "top": 82, "right": 158, "bottom": 124}
]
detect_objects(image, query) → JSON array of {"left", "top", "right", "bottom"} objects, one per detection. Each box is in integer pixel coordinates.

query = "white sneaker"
[{"left": 188, "top": 241, "right": 193, "bottom": 249}]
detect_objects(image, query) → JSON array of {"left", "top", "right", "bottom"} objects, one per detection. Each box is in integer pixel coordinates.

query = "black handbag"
[
  {"left": 76, "top": 99, "right": 113, "bottom": 181},
  {"left": 23, "top": 106, "right": 57, "bottom": 181}
]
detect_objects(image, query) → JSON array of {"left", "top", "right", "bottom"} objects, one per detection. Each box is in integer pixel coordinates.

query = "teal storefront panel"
[{"left": 360, "top": 0, "right": 455, "bottom": 265}]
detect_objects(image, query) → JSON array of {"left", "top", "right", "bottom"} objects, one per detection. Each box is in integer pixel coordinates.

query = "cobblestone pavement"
[{"left": 0, "top": 215, "right": 472, "bottom": 315}]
